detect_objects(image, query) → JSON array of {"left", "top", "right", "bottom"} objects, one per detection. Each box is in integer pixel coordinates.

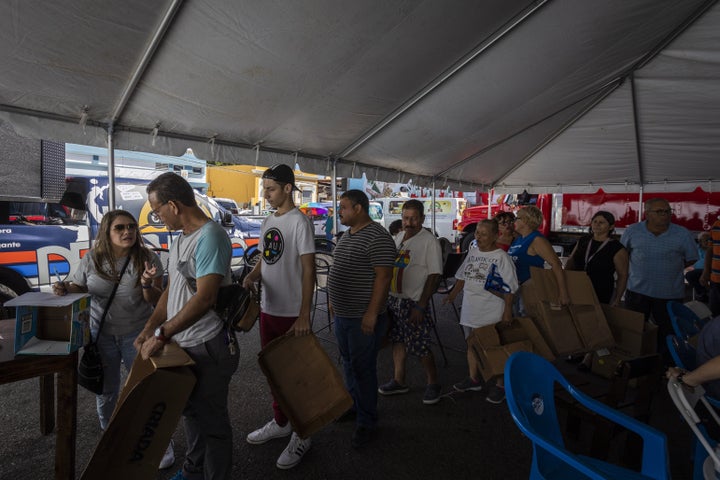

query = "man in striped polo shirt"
[
  {"left": 701, "top": 218, "right": 720, "bottom": 316},
  {"left": 328, "top": 189, "right": 396, "bottom": 449}
]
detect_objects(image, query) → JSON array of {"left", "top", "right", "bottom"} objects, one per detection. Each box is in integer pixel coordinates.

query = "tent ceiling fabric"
[{"left": 0, "top": 0, "right": 718, "bottom": 193}]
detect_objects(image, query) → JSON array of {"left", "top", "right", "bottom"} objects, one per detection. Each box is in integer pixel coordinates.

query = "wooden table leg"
[
  {"left": 55, "top": 354, "right": 77, "bottom": 480},
  {"left": 39, "top": 374, "right": 55, "bottom": 435}
]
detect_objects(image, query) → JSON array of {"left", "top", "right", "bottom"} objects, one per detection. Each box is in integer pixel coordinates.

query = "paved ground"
[{"left": 0, "top": 298, "right": 694, "bottom": 479}]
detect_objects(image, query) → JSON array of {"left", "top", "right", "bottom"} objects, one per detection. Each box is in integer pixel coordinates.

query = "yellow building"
[{"left": 206, "top": 164, "right": 331, "bottom": 212}]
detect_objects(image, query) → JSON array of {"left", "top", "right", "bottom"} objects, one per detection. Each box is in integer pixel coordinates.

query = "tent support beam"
[
  {"left": 630, "top": 74, "right": 645, "bottom": 186},
  {"left": 109, "top": 0, "right": 184, "bottom": 124},
  {"left": 337, "top": 0, "right": 549, "bottom": 159}
]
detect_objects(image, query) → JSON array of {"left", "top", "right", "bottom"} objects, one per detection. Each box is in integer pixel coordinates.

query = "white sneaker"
[
  {"left": 158, "top": 440, "right": 175, "bottom": 469},
  {"left": 246, "top": 419, "right": 292, "bottom": 445},
  {"left": 276, "top": 432, "right": 311, "bottom": 470}
]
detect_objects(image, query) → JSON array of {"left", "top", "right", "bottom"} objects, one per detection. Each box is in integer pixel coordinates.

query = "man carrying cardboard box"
[
  {"left": 242, "top": 164, "right": 317, "bottom": 470},
  {"left": 135, "top": 172, "right": 239, "bottom": 480}
]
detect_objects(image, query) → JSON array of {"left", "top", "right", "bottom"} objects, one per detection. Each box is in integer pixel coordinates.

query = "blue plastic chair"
[
  {"left": 504, "top": 351, "right": 670, "bottom": 479},
  {"left": 666, "top": 334, "right": 699, "bottom": 371},
  {"left": 667, "top": 301, "right": 708, "bottom": 341}
]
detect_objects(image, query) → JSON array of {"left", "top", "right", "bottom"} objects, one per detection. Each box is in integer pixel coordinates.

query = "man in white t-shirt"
[
  {"left": 378, "top": 199, "right": 444, "bottom": 405},
  {"left": 242, "top": 164, "right": 316, "bottom": 470}
]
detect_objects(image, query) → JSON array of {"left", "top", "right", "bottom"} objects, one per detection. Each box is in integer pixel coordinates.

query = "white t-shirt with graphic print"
[
  {"left": 259, "top": 208, "right": 315, "bottom": 317},
  {"left": 455, "top": 246, "right": 518, "bottom": 328}
]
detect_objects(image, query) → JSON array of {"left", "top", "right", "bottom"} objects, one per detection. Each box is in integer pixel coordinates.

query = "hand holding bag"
[{"left": 78, "top": 256, "right": 131, "bottom": 395}]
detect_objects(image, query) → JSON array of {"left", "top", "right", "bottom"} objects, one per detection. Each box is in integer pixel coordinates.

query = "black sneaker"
[
  {"left": 453, "top": 377, "right": 483, "bottom": 392},
  {"left": 351, "top": 425, "right": 375, "bottom": 449},
  {"left": 422, "top": 383, "right": 442, "bottom": 405},
  {"left": 378, "top": 379, "right": 409, "bottom": 395},
  {"left": 486, "top": 384, "right": 506, "bottom": 404}
]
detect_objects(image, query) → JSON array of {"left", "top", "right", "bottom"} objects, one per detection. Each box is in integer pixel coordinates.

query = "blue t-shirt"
[
  {"left": 507, "top": 230, "right": 545, "bottom": 284},
  {"left": 620, "top": 221, "right": 697, "bottom": 299}
]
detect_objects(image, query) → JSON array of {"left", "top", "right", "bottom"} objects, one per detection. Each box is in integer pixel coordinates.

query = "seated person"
[{"left": 667, "top": 314, "right": 720, "bottom": 399}]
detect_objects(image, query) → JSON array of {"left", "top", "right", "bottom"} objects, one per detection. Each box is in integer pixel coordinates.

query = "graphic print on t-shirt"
[
  {"left": 390, "top": 248, "right": 410, "bottom": 294},
  {"left": 463, "top": 254, "right": 492, "bottom": 285},
  {"left": 263, "top": 227, "right": 284, "bottom": 265}
]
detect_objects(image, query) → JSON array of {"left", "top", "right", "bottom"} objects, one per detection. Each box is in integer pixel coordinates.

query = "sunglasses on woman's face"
[{"left": 112, "top": 223, "right": 138, "bottom": 232}]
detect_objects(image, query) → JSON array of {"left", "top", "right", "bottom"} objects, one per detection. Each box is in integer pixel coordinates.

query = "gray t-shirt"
[
  {"left": 166, "top": 221, "right": 232, "bottom": 348},
  {"left": 69, "top": 251, "right": 163, "bottom": 336}
]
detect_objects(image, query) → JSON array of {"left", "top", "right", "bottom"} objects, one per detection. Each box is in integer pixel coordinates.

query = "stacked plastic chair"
[
  {"left": 504, "top": 351, "right": 670, "bottom": 479},
  {"left": 668, "top": 378, "right": 720, "bottom": 480}
]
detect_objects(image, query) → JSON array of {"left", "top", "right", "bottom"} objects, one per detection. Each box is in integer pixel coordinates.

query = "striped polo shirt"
[{"left": 328, "top": 221, "right": 397, "bottom": 318}]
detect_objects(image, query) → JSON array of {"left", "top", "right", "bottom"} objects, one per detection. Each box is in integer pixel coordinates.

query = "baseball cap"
[{"left": 262, "top": 164, "right": 299, "bottom": 191}]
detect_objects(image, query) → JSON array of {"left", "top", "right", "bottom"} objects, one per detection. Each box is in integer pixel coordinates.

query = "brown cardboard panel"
[
  {"left": 515, "top": 317, "right": 555, "bottom": 361},
  {"left": 568, "top": 304, "right": 614, "bottom": 351},
  {"left": 471, "top": 340, "right": 533, "bottom": 382},
  {"left": 258, "top": 334, "right": 352, "bottom": 439},
  {"left": 471, "top": 324, "right": 501, "bottom": 348},
  {"left": 534, "top": 302, "right": 584, "bottom": 356},
  {"left": 37, "top": 306, "right": 72, "bottom": 340},
  {"left": 591, "top": 348, "right": 635, "bottom": 379},
  {"left": 601, "top": 304, "right": 658, "bottom": 355},
  {"left": 82, "top": 344, "right": 196, "bottom": 480},
  {"left": 528, "top": 267, "right": 599, "bottom": 306}
]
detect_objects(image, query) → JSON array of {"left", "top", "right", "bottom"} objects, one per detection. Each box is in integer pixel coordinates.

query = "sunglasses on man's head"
[{"left": 113, "top": 223, "right": 138, "bottom": 232}]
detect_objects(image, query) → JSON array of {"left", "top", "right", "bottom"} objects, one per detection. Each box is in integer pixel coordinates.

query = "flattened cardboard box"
[
  {"left": 6, "top": 292, "right": 91, "bottom": 355},
  {"left": 523, "top": 267, "right": 614, "bottom": 355},
  {"left": 82, "top": 344, "right": 196, "bottom": 480},
  {"left": 600, "top": 304, "right": 657, "bottom": 356},
  {"left": 258, "top": 333, "right": 352, "bottom": 439},
  {"left": 469, "top": 325, "right": 534, "bottom": 382},
  {"left": 497, "top": 317, "right": 555, "bottom": 361}
]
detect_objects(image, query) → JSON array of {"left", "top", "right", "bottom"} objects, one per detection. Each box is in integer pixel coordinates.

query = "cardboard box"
[
  {"left": 6, "top": 292, "right": 91, "bottom": 355},
  {"left": 522, "top": 268, "right": 614, "bottom": 356},
  {"left": 258, "top": 333, "right": 353, "bottom": 439},
  {"left": 82, "top": 343, "right": 196, "bottom": 480},
  {"left": 591, "top": 347, "right": 635, "bottom": 379},
  {"left": 469, "top": 325, "right": 533, "bottom": 381},
  {"left": 496, "top": 317, "right": 555, "bottom": 361},
  {"left": 601, "top": 304, "right": 657, "bottom": 355}
]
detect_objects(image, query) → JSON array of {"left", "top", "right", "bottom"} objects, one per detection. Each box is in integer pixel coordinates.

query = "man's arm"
[
  {"left": 134, "top": 282, "right": 169, "bottom": 351},
  {"left": 700, "top": 240, "right": 713, "bottom": 287},
  {"left": 410, "top": 273, "right": 441, "bottom": 323},
  {"left": 361, "top": 266, "right": 393, "bottom": 335},
  {"left": 242, "top": 257, "right": 262, "bottom": 291},
  {"left": 289, "top": 252, "right": 316, "bottom": 335},
  {"left": 139, "top": 273, "right": 224, "bottom": 359}
]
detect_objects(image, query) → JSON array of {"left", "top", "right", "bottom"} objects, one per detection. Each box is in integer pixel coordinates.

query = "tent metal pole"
[
  {"left": 431, "top": 178, "right": 437, "bottom": 237},
  {"left": 337, "top": 0, "right": 549, "bottom": 159},
  {"left": 107, "top": 124, "right": 116, "bottom": 210},
  {"left": 630, "top": 74, "right": 645, "bottom": 186},
  {"left": 109, "top": 0, "right": 184, "bottom": 123},
  {"left": 331, "top": 158, "right": 338, "bottom": 237}
]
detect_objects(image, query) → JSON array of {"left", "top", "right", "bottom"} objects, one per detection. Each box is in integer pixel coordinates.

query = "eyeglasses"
[
  {"left": 497, "top": 220, "right": 512, "bottom": 225},
  {"left": 112, "top": 223, "right": 138, "bottom": 232},
  {"left": 151, "top": 202, "right": 168, "bottom": 217},
  {"left": 648, "top": 208, "right": 673, "bottom": 216}
]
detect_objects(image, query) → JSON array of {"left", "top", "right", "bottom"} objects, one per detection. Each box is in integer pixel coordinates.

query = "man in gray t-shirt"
[{"left": 135, "top": 172, "right": 238, "bottom": 480}]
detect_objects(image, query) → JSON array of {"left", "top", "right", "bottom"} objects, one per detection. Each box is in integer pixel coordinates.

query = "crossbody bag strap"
[{"left": 93, "top": 255, "right": 132, "bottom": 342}]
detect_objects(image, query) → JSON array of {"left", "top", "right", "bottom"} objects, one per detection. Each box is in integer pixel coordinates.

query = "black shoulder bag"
[{"left": 78, "top": 256, "right": 131, "bottom": 395}]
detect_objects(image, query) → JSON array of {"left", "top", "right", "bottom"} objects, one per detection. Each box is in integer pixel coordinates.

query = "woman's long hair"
[{"left": 92, "top": 209, "right": 151, "bottom": 285}]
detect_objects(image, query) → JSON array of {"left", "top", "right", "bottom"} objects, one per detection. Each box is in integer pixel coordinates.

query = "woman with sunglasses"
[
  {"left": 51, "top": 210, "right": 173, "bottom": 467},
  {"left": 494, "top": 211, "right": 517, "bottom": 251}
]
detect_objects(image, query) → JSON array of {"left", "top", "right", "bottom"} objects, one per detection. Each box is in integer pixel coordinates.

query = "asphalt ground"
[{"left": 0, "top": 297, "right": 693, "bottom": 479}]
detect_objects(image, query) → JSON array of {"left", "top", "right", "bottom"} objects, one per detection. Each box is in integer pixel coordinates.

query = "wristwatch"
[{"left": 154, "top": 326, "right": 170, "bottom": 343}]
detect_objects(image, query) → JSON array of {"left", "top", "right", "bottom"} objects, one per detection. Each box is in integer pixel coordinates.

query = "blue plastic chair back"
[
  {"left": 666, "top": 334, "right": 699, "bottom": 371},
  {"left": 667, "top": 301, "right": 705, "bottom": 340},
  {"left": 505, "top": 351, "right": 670, "bottom": 480}
]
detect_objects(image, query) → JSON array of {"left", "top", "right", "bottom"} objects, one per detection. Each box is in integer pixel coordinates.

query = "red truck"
[{"left": 456, "top": 187, "right": 720, "bottom": 254}]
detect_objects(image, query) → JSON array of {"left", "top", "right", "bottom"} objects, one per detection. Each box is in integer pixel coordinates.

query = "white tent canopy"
[{"left": 1, "top": 0, "right": 719, "bottom": 193}]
